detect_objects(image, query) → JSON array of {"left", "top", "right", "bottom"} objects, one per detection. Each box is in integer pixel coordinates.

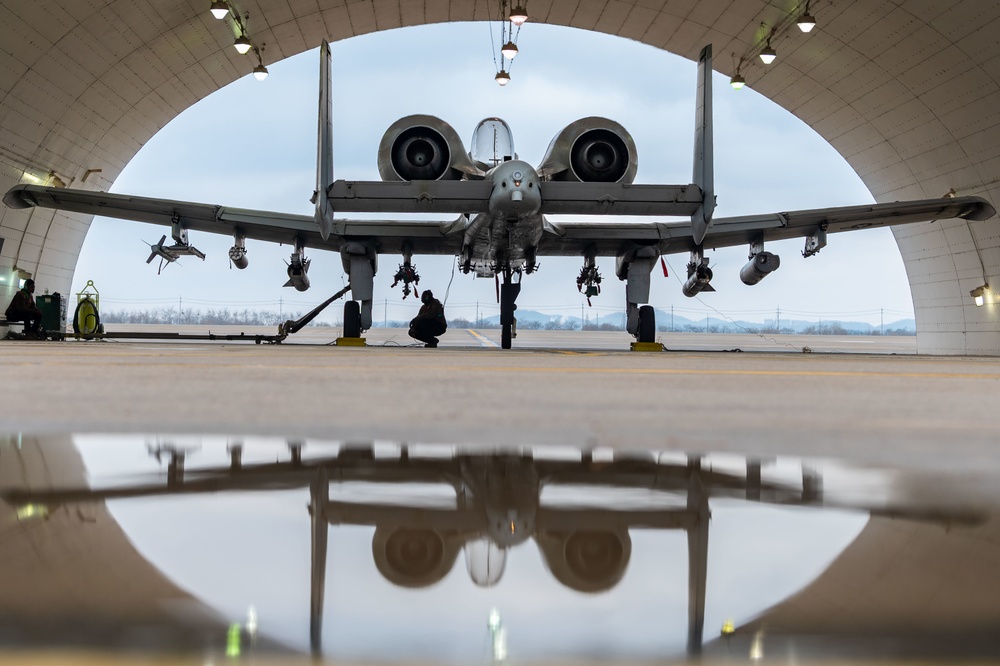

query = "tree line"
[
  {"left": 99, "top": 308, "right": 913, "bottom": 335},
  {"left": 101, "top": 307, "right": 328, "bottom": 326}
]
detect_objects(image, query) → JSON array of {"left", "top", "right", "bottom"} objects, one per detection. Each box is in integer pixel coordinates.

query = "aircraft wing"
[
  {"left": 3, "top": 184, "right": 467, "bottom": 255},
  {"left": 5, "top": 185, "right": 993, "bottom": 260},
  {"left": 539, "top": 195, "right": 996, "bottom": 256},
  {"left": 328, "top": 180, "right": 705, "bottom": 217}
]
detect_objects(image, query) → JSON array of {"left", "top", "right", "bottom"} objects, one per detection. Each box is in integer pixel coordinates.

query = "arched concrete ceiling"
[{"left": 1, "top": 0, "right": 998, "bottom": 353}]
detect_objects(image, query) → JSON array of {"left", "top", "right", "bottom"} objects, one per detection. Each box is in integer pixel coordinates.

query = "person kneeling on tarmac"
[
  {"left": 5, "top": 279, "right": 44, "bottom": 339},
  {"left": 409, "top": 290, "right": 447, "bottom": 348}
]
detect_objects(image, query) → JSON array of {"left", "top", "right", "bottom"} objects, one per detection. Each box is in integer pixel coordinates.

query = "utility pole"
[
  {"left": 776, "top": 306, "right": 780, "bottom": 333},
  {"left": 880, "top": 307, "right": 884, "bottom": 336},
  {"left": 476, "top": 301, "right": 479, "bottom": 327}
]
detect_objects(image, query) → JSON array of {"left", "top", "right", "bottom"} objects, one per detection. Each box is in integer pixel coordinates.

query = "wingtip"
[
  {"left": 3, "top": 184, "right": 34, "bottom": 209},
  {"left": 957, "top": 196, "right": 997, "bottom": 221},
  {"left": 974, "top": 201, "right": 997, "bottom": 221}
]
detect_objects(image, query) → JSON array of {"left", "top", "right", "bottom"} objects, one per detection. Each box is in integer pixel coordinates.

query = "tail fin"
[
  {"left": 315, "top": 40, "right": 334, "bottom": 240},
  {"left": 691, "top": 44, "right": 715, "bottom": 246}
]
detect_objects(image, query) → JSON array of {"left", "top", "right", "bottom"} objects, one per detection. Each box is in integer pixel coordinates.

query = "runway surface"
[
  {"left": 1, "top": 327, "right": 995, "bottom": 471},
  {"left": 4, "top": 327, "right": 1000, "bottom": 663}
]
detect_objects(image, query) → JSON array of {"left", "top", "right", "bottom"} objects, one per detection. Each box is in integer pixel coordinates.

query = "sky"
[{"left": 71, "top": 21, "right": 915, "bottom": 327}]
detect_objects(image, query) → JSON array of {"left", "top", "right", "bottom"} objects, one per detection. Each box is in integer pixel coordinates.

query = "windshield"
[{"left": 470, "top": 117, "right": 516, "bottom": 169}]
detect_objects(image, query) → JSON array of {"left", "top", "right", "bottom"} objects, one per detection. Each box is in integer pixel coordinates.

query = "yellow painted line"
[{"left": 466, "top": 329, "right": 499, "bottom": 348}]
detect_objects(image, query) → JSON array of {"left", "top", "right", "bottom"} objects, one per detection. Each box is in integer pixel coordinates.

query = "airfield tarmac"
[{"left": 1, "top": 326, "right": 997, "bottom": 471}]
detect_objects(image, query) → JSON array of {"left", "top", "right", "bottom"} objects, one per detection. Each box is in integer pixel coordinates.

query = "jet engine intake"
[
  {"left": 739, "top": 251, "right": 780, "bottom": 285},
  {"left": 535, "top": 529, "right": 632, "bottom": 593},
  {"left": 378, "top": 115, "right": 482, "bottom": 182},
  {"left": 538, "top": 118, "right": 637, "bottom": 184},
  {"left": 372, "top": 526, "right": 461, "bottom": 588}
]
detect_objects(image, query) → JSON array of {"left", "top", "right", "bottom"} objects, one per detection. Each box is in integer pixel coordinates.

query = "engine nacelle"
[
  {"left": 537, "top": 118, "right": 637, "bottom": 184},
  {"left": 372, "top": 526, "right": 461, "bottom": 588},
  {"left": 740, "top": 251, "right": 780, "bottom": 285},
  {"left": 535, "top": 529, "right": 632, "bottom": 593},
  {"left": 378, "top": 115, "right": 482, "bottom": 182}
]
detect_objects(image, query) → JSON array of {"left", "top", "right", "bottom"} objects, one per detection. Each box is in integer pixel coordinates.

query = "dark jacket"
[
  {"left": 411, "top": 298, "right": 447, "bottom": 333},
  {"left": 6, "top": 288, "right": 40, "bottom": 319}
]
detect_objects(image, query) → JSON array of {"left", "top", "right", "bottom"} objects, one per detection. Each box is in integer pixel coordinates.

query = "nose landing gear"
[{"left": 499, "top": 267, "right": 522, "bottom": 350}]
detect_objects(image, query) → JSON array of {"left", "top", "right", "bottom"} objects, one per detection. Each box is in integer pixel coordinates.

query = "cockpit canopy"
[{"left": 470, "top": 117, "right": 516, "bottom": 171}]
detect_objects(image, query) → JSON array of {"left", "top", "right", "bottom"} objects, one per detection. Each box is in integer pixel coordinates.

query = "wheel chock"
[
  {"left": 630, "top": 341, "right": 665, "bottom": 352},
  {"left": 335, "top": 337, "right": 367, "bottom": 346}
]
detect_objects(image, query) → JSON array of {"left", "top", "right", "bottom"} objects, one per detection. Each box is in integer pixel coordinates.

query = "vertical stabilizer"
[
  {"left": 691, "top": 44, "right": 715, "bottom": 246},
  {"left": 315, "top": 40, "right": 334, "bottom": 240}
]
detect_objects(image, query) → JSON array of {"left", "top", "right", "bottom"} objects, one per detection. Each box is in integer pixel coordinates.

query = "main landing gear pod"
[
  {"left": 341, "top": 243, "right": 378, "bottom": 335},
  {"left": 617, "top": 245, "right": 658, "bottom": 342}
]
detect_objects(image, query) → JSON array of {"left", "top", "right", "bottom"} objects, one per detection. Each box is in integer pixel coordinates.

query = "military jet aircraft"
[{"left": 5, "top": 42, "right": 995, "bottom": 348}]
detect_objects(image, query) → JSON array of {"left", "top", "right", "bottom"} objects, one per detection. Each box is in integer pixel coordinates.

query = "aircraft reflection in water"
[{"left": 3, "top": 438, "right": 992, "bottom": 661}]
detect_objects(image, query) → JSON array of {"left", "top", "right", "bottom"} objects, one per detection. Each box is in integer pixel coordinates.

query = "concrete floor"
[
  {"left": 1, "top": 328, "right": 996, "bottom": 472},
  {"left": 3, "top": 327, "right": 1000, "bottom": 663}
]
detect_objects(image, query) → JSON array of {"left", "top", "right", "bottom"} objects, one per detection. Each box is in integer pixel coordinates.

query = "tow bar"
[{"left": 277, "top": 284, "right": 352, "bottom": 340}]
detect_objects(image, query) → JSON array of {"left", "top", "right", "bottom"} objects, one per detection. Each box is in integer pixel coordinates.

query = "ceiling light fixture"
[
  {"left": 210, "top": 0, "right": 230, "bottom": 19},
  {"left": 509, "top": 5, "right": 528, "bottom": 26},
  {"left": 730, "top": 55, "right": 746, "bottom": 90},
  {"left": 492, "top": 1, "right": 524, "bottom": 85},
  {"left": 797, "top": 1, "right": 816, "bottom": 32},
  {"left": 759, "top": 24, "right": 777, "bottom": 64},
  {"left": 251, "top": 44, "right": 268, "bottom": 80},
  {"left": 971, "top": 284, "right": 989, "bottom": 307},
  {"left": 234, "top": 34, "right": 252, "bottom": 54}
]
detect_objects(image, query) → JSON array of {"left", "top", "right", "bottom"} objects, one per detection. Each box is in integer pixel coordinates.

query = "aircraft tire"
[
  {"left": 343, "top": 300, "right": 362, "bottom": 338},
  {"left": 637, "top": 305, "right": 655, "bottom": 343}
]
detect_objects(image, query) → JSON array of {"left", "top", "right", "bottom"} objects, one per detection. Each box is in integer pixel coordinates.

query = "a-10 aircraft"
[{"left": 4, "top": 42, "right": 995, "bottom": 348}]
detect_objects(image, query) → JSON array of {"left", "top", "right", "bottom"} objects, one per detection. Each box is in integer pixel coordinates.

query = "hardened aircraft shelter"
[{"left": 1, "top": 0, "right": 998, "bottom": 354}]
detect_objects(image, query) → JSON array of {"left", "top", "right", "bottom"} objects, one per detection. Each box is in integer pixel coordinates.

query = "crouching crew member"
[
  {"left": 5, "top": 279, "right": 43, "bottom": 339},
  {"left": 409, "top": 290, "right": 447, "bottom": 348}
]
